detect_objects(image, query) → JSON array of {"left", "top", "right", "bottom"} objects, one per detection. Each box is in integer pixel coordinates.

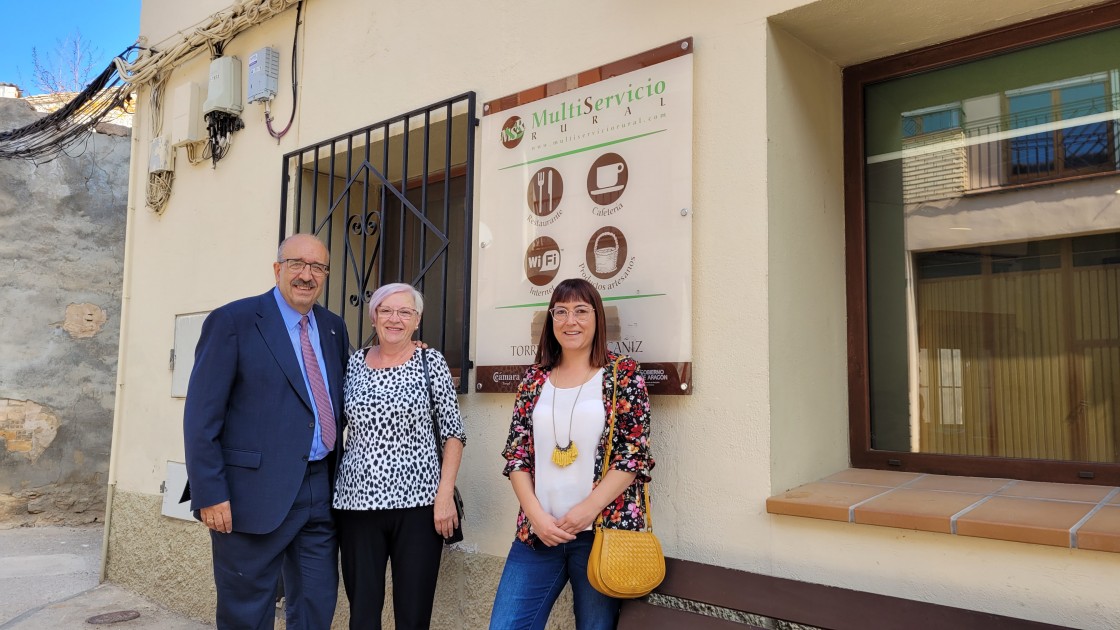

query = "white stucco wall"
[{"left": 108, "top": 0, "right": 1120, "bottom": 628}]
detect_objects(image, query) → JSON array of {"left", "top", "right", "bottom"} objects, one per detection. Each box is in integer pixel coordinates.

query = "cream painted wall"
[
  {"left": 117, "top": 0, "right": 781, "bottom": 567},
  {"left": 766, "top": 26, "right": 848, "bottom": 495},
  {"left": 111, "top": 11, "right": 304, "bottom": 501},
  {"left": 110, "top": 0, "right": 1120, "bottom": 627},
  {"left": 764, "top": 3, "right": 1119, "bottom": 628}
]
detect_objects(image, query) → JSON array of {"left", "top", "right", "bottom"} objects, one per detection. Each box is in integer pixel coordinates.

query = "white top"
[{"left": 532, "top": 369, "right": 605, "bottom": 525}]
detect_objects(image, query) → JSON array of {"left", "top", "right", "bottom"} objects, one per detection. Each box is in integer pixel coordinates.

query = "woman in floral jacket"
[{"left": 489, "top": 278, "right": 653, "bottom": 630}]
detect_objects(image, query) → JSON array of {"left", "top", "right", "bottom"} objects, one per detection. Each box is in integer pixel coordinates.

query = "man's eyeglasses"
[
  {"left": 375, "top": 307, "right": 419, "bottom": 321},
  {"left": 280, "top": 259, "right": 330, "bottom": 276},
  {"left": 549, "top": 306, "right": 594, "bottom": 322}
]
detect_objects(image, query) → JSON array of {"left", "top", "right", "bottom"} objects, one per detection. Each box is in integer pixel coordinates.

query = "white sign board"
[{"left": 477, "top": 40, "right": 694, "bottom": 394}]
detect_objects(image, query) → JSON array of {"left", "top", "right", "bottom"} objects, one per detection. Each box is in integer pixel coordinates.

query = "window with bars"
[{"left": 279, "top": 93, "right": 477, "bottom": 392}]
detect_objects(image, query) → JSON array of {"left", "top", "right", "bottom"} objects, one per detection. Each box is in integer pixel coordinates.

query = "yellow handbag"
[{"left": 586, "top": 359, "right": 665, "bottom": 599}]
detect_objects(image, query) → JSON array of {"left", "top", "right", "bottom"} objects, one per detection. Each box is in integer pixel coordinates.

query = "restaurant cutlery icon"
[
  {"left": 528, "top": 167, "right": 563, "bottom": 217},
  {"left": 536, "top": 171, "right": 545, "bottom": 213}
]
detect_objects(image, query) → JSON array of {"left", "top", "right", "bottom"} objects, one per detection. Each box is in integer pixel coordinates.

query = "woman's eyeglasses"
[
  {"left": 375, "top": 307, "right": 418, "bottom": 321},
  {"left": 549, "top": 306, "right": 594, "bottom": 322}
]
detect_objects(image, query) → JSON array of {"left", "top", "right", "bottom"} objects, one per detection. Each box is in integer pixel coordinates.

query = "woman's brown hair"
[{"left": 535, "top": 278, "right": 610, "bottom": 369}]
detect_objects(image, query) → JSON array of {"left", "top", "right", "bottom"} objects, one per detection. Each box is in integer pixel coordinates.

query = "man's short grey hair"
[
  {"left": 368, "top": 283, "right": 425, "bottom": 318},
  {"left": 277, "top": 233, "right": 327, "bottom": 261}
]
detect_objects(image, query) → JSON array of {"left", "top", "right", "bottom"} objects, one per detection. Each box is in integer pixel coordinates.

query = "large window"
[
  {"left": 280, "top": 94, "right": 476, "bottom": 392},
  {"left": 846, "top": 6, "right": 1120, "bottom": 482}
]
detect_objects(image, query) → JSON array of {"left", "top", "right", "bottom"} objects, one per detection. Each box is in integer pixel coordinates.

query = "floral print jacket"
[{"left": 501, "top": 352, "right": 654, "bottom": 547}]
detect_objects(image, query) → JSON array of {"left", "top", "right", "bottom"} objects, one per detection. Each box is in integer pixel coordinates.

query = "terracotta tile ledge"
[{"left": 766, "top": 469, "right": 1120, "bottom": 553}]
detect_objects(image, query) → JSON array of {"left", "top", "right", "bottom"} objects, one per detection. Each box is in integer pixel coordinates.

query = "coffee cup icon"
[
  {"left": 587, "top": 153, "right": 629, "bottom": 201},
  {"left": 595, "top": 163, "right": 625, "bottom": 191}
]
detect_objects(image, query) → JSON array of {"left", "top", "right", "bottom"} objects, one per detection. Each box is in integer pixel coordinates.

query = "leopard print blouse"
[{"left": 333, "top": 348, "right": 465, "bottom": 511}]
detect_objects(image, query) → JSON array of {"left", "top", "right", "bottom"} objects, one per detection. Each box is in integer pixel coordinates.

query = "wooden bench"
[{"left": 618, "top": 558, "right": 1070, "bottom": 630}]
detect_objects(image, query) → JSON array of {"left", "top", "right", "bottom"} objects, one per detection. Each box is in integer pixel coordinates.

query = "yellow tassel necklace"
[{"left": 550, "top": 372, "right": 590, "bottom": 468}]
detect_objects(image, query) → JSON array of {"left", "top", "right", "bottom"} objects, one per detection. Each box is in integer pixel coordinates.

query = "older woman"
[
  {"left": 489, "top": 278, "right": 653, "bottom": 630},
  {"left": 333, "top": 283, "right": 465, "bottom": 630}
]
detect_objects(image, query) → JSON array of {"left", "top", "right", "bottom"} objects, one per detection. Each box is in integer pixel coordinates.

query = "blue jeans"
[{"left": 489, "top": 531, "right": 620, "bottom": 630}]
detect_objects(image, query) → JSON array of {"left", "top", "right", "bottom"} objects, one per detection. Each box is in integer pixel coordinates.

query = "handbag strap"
[
  {"left": 420, "top": 348, "right": 444, "bottom": 466},
  {"left": 594, "top": 358, "right": 654, "bottom": 532}
]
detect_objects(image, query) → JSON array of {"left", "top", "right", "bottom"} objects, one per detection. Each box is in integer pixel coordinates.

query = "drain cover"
[{"left": 86, "top": 610, "right": 141, "bottom": 624}]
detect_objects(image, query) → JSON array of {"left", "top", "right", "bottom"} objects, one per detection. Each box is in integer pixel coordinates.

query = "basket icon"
[{"left": 594, "top": 231, "right": 619, "bottom": 274}]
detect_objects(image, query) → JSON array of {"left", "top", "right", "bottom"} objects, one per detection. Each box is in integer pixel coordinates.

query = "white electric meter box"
[
  {"left": 247, "top": 47, "right": 280, "bottom": 103},
  {"left": 202, "top": 56, "right": 243, "bottom": 115},
  {"left": 171, "top": 81, "right": 202, "bottom": 144}
]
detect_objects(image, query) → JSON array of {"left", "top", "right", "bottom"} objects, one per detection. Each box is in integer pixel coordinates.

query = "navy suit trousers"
[{"left": 210, "top": 459, "right": 337, "bottom": 630}]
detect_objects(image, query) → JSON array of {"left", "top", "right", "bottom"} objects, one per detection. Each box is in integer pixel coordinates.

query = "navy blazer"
[{"left": 183, "top": 290, "right": 349, "bottom": 534}]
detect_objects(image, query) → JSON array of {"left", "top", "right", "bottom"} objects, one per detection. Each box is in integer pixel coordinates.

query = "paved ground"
[{"left": 0, "top": 525, "right": 211, "bottom": 629}]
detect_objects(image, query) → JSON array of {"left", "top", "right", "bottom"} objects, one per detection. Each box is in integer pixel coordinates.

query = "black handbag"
[{"left": 421, "top": 349, "right": 464, "bottom": 544}]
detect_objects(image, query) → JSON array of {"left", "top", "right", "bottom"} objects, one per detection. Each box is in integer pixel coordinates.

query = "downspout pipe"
[{"left": 100, "top": 95, "right": 144, "bottom": 582}]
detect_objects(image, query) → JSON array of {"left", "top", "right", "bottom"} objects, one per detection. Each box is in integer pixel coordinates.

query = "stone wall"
[
  {"left": 0, "top": 97, "right": 130, "bottom": 526},
  {"left": 107, "top": 489, "right": 580, "bottom": 629}
]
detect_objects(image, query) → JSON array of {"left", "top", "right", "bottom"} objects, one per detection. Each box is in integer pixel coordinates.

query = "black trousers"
[{"left": 336, "top": 505, "right": 444, "bottom": 630}]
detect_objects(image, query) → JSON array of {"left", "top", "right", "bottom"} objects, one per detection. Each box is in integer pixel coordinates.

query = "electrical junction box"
[
  {"left": 160, "top": 461, "right": 193, "bottom": 521},
  {"left": 247, "top": 47, "right": 280, "bottom": 103},
  {"left": 171, "top": 311, "right": 209, "bottom": 397},
  {"left": 148, "top": 136, "right": 173, "bottom": 173},
  {"left": 202, "top": 56, "right": 243, "bottom": 115},
  {"left": 171, "top": 81, "right": 202, "bottom": 145}
]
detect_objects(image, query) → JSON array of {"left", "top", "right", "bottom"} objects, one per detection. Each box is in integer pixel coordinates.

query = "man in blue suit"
[{"left": 184, "top": 233, "right": 349, "bottom": 630}]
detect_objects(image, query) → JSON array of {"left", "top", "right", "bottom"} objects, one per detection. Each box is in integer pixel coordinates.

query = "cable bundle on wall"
[
  {"left": 1, "top": 1, "right": 300, "bottom": 164},
  {"left": 112, "top": 0, "right": 301, "bottom": 89},
  {"left": 0, "top": 0, "right": 303, "bottom": 214},
  {"left": 146, "top": 74, "right": 173, "bottom": 213},
  {"left": 0, "top": 54, "right": 133, "bottom": 162},
  {"left": 204, "top": 110, "right": 245, "bottom": 167},
  {"left": 120, "top": 0, "right": 302, "bottom": 209}
]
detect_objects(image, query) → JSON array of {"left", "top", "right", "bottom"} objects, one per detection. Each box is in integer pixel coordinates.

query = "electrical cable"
[
  {"left": 146, "top": 73, "right": 173, "bottom": 213},
  {"left": 0, "top": 46, "right": 136, "bottom": 162},
  {"left": 265, "top": 0, "right": 302, "bottom": 142},
  {"left": 1, "top": 0, "right": 302, "bottom": 217},
  {"left": 146, "top": 171, "right": 174, "bottom": 211},
  {"left": 114, "top": 0, "right": 301, "bottom": 89},
  {"left": 204, "top": 109, "right": 245, "bottom": 167},
  {"left": 0, "top": 0, "right": 301, "bottom": 165},
  {"left": 184, "top": 139, "right": 211, "bottom": 165}
]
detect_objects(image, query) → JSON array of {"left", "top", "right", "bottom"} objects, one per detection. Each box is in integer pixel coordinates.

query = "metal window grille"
[
  {"left": 279, "top": 92, "right": 477, "bottom": 392},
  {"left": 966, "top": 88, "right": 1119, "bottom": 190}
]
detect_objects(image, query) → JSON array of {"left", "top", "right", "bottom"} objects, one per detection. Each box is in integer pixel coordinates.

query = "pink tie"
[{"left": 299, "top": 316, "right": 336, "bottom": 451}]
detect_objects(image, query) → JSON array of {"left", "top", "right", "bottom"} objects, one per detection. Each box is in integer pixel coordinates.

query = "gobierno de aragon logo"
[{"left": 500, "top": 116, "right": 525, "bottom": 149}]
